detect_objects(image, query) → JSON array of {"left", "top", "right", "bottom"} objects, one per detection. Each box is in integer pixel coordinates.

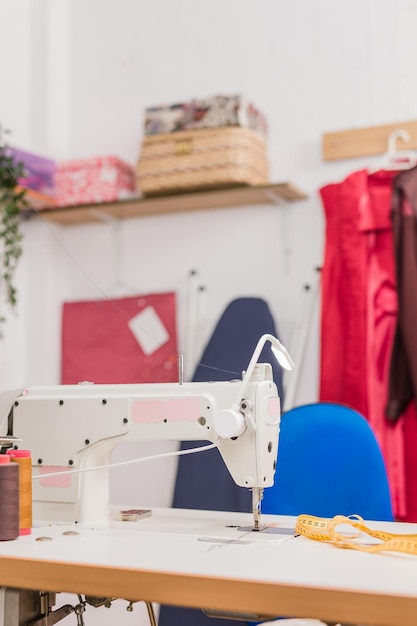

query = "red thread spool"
[
  {"left": 0, "top": 454, "right": 19, "bottom": 541},
  {"left": 7, "top": 449, "right": 32, "bottom": 535}
]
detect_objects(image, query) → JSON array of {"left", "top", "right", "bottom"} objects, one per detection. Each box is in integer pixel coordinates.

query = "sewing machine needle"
[{"left": 252, "top": 487, "right": 264, "bottom": 531}]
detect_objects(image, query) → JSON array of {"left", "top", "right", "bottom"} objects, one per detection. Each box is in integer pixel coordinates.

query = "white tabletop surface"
[{"left": 1, "top": 507, "right": 417, "bottom": 626}]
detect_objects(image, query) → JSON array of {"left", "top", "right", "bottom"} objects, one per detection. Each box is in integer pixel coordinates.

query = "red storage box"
[{"left": 55, "top": 156, "right": 136, "bottom": 206}]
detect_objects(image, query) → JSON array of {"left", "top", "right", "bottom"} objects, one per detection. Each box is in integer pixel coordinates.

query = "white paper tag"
[{"left": 128, "top": 306, "right": 170, "bottom": 354}]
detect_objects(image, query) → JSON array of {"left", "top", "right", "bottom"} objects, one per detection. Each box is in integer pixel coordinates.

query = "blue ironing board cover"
[{"left": 159, "top": 297, "right": 283, "bottom": 626}]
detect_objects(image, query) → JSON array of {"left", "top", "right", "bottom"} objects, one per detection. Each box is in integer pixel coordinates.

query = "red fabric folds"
[{"left": 319, "top": 169, "right": 417, "bottom": 521}]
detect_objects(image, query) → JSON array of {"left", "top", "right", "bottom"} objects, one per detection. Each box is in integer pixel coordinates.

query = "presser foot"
[{"left": 252, "top": 522, "right": 267, "bottom": 532}]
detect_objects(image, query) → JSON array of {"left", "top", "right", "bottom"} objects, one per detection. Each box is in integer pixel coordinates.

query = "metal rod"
[
  {"left": 178, "top": 354, "right": 184, "bottom": 385},
  {"left": 145, "top": 601, "right": 158, "bottom": 626}
]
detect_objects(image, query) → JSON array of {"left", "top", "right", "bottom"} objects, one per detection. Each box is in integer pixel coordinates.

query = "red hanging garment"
[
  {"left": 319, "top": 169, "right": 410, "bottom": 520},
  {"left": 319, "top": 172, "right": 369, "bottom": 417},
  {"left": 61, "top": 292, "right": 178, "bottom": 384}
]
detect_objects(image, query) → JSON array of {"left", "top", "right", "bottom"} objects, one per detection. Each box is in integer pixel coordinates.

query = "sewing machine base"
[
  {"left": 0, "top": 589, "right": 156, "bottom": 626},
  {"left": 237, "top": 525, "right": 295, "bottom": 534},
  {"left": 0, "top": 588, "right": 73, "bottom": 626}
]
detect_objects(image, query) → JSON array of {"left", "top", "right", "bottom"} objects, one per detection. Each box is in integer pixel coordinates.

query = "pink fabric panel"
[{"left": 61, "top": 292, "right": 178, "bottom": 384}]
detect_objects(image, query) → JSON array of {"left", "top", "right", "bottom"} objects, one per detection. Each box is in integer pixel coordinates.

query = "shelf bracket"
[
  {"left": 263, "top": 190, "right": 283, "bottom": 205},
  {"left": 88, "top": 208, "right": 120, "bottom": 224}
]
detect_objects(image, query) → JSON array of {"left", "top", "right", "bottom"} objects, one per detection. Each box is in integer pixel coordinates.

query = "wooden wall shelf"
[{"left": 24, "top": 182, "right": 307, "bottom": 225}]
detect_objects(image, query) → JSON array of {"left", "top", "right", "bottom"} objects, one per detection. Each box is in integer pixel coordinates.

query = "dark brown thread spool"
[
  {"left": 0, "top": 454, "right": 19, "bottom": 541},
  {"left": 7, "top": 449, "right": 32, "bottom": 535}
]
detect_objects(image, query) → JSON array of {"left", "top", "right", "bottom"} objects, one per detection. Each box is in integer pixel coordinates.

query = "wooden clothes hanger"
[{"left": 368, "top": 129, "right": 417, "bottom": 173}]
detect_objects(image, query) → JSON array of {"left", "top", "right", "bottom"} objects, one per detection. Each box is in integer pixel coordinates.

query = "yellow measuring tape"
[{"left": 295, "top": 514, "right": 417, "bottom": 555}]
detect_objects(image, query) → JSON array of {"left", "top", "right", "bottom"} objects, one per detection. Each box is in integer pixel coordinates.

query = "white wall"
[{"left": 1, "top": 0, "right": 417, "bottom": 623}]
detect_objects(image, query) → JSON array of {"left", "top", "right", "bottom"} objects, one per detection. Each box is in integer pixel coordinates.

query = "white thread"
[
  {"left": 29, "top": 215, "right": 239, "bottom": 379},
  {"left": 32, "top": 442, "right": 218, "bottom": 480}
]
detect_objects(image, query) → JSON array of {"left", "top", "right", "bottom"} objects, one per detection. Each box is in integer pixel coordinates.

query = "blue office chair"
[
  {"left": 261, "top": 402, "right": 394, "bottom": 521},
  {"left": 247, "top": 402, "right": 394, "bottom": 626}
]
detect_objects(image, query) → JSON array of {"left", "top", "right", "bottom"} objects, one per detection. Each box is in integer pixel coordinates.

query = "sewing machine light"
[
  {"left": 271, "top": 343, "right": 294, "bottom": 371},
  {"left": 213, "top": 334, "right": 293, "bottom": 441},
  {"left": 233, "top": 334, "right": 294, "bottom": 407}
]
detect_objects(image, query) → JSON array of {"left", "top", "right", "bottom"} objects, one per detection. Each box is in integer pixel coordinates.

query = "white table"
[{"left": 1, "top": 507, "right": 417, "bottom": 626}]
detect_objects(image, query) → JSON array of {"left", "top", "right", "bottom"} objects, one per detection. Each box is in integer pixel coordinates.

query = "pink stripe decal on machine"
[
  {"left": 267, "top": 397, "right": 281, "bottom": 422},
  {"left": 131, "top": 398, "right": 201, "bottom": 424},
  {"left": 39, "top": 466, "right": 72, "bottom": 488}
]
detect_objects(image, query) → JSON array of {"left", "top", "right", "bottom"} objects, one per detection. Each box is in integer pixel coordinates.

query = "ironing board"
[{"left": 159, "top": 297, "right": 284, "bottom": 626}]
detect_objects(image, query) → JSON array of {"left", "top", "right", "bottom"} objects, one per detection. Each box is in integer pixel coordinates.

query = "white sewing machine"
[
  {"left": 2, "top": 334, "right": 293, "bottom": 531},
  {"left": 0, "top": 334, "right": 293, "bottom": 626}
]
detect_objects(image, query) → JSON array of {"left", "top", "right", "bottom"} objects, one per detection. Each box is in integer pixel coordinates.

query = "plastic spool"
[
  {"left": 7, "top": 449, "right": 32, "bottom": 535},
  {"left": 0, "top": 455, "right": 19, "bottom": 541}
]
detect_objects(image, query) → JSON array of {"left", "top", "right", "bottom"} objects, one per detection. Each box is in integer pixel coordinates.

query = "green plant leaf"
[{"left": 0, "top": 128, "right": 25, "bottom": 336}]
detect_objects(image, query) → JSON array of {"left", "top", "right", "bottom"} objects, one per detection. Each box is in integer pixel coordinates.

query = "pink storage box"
[{"left": 55, "top": 156, "right": 136, "bottom": 207}]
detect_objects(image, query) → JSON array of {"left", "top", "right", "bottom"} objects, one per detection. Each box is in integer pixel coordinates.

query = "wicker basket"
[{"left": 137, "top": 126, "right": 269, "bottom": 196}]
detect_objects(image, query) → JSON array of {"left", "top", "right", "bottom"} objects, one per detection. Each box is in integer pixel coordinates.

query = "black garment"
[{"left": 386, "top": 166, "right": 417, "bottom": 421}]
